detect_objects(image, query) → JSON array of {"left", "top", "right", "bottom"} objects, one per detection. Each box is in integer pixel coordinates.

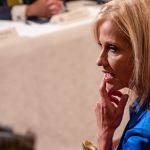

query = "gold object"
[
  {"left": 82, "top": 140, "right": 97, "bottom": 150},
  {"left": 7, "top": 0, "right": 22, "bottom": 7}
]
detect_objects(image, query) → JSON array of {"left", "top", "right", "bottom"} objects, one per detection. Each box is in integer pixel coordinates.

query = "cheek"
[
  {"left": 108, "top": 55, "right": 122, "bottom": 70},
  {"left": 108, "top": 56, "right": 132, "bottom": 81},
  {"left": 119, "top": 63, "right": 132, "bottom": 81}
]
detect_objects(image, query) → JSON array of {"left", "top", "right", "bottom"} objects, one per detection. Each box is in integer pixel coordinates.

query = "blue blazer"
[
  {"left": 117, "top": 101, "right": 150, "bottom": 150},
  {"left": 0, "top": 0, "right": 35, "bottom": 20}
]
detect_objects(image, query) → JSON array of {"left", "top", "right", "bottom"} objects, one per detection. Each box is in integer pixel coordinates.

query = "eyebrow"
[
  {"left": 106, "top": 41, "right": 119, "bottom": 46},
  {"left": 98, "top": 40, "right": 119, "bottom": 46}
]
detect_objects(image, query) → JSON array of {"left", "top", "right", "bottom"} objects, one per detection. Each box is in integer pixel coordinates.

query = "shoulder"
[
  {"left": 130, "top": 110, "right": 150, "bottom": 135},
  {"left": 129, "top": 104, "right": 150, "bottom": 131},
  {"left": 136, "top": 110, "right": 150, "bottom": 131},
  {"left": 121, "top": 111, "right": 150, "bottom": 149},
  {"left": 122, "top": 128, "right": 150, "bottom": 150}
]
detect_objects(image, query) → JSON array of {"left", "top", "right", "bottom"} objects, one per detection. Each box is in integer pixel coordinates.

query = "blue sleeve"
[
  {"left": 0, "top": 6, "right": 12, "bottom": 20},
  {"left": 121, "top": 130, "right": 150, "bottom": 150}
]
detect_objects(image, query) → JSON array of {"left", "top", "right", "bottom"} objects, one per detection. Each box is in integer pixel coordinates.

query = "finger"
[
  {"left": 47, "top": 3, "right": 63, "bottom": 13},
  {"left": 48, "top": 5, "right": 57, "bottom": 11},
  {"left": 108, "top": 90, "right": 123, "bottom": 98},
  {"left": 95, "top": 102, "right": 102, "bottom": 129},
  {"left": 51, "top": 10, "right": 60, "bottom": 15},
  {"left": 48, "top": 5, "right": 61, "bottom": 11},
  {"left": 117, "top": 94, "right": 129, "bottom": 115},
  {"left": 45, "top": 6, "right": 59, "bottom": 16},
  {"left": 99, "top": 78, "right": 108, "bottom": 98},
  {"left": 110, "top": 96, "right": 119, "bottom": 105}
]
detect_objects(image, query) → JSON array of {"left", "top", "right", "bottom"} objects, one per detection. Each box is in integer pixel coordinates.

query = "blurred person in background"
[
  {"left": 0, "top": 0, "right": 64, "bottom": 22},
  {"left": 0, "top": 125, "right": 35, "bottom": 150}
]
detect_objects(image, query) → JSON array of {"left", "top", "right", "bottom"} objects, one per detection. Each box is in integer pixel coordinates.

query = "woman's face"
[{"left": 97, "top": 19, "right": 133, "bottom": 92}]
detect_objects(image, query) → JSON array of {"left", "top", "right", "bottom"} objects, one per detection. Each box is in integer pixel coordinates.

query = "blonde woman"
[{"left": 94, "top": 0, "right": 150, "bottom": 149}]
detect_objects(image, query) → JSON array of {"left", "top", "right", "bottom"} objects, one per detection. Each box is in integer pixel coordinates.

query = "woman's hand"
[{"left": 95, "top": 79, "right": 128, "bottom": 150}]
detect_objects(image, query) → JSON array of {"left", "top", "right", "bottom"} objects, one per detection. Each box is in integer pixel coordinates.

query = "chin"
[{"left": 106, "top": 82, "right": 125, "bottom": 92}]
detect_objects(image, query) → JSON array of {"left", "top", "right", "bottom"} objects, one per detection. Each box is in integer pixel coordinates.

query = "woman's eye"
[{"left": 109, "top": 45, "right": 119, "bottom": 53}]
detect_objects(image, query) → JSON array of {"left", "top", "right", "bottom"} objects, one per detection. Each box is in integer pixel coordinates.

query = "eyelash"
[
  {"left": 98, "top": 42, "right": 119, "bottom": 53},
  {"left": 109, "top": 45, "right": 119, "bottom": 53}
]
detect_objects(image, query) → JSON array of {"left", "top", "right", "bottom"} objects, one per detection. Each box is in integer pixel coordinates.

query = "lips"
[
  {"left": 104, "top": 73, "right": 113, "bottom": 80},
  {"left": 102, "top": 71, "right": 115, "bottom": 82}
]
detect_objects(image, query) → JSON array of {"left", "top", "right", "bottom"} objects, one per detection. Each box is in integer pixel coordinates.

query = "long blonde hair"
[{"left": 94, "top": 0, "right": 150, "bottom": 105}]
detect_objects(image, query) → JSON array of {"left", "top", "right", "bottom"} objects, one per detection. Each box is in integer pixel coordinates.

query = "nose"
[{"left": 96, "top": 52, "right": 108, "bottom": 67}]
